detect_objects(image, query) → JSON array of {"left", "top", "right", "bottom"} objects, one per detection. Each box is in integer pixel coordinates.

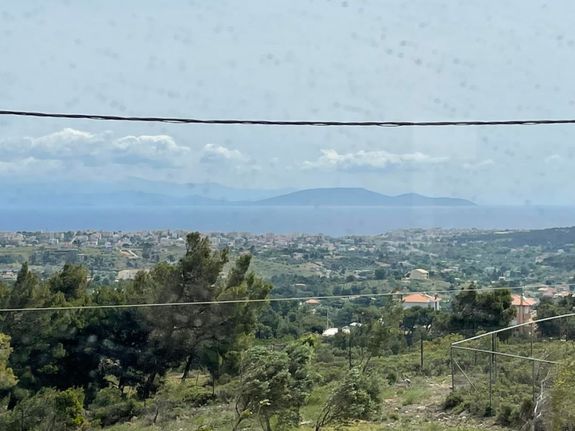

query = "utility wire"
[
  {"left": 0, "top": 286, "right": 523, "bottom": 313},
  {"left": 2, "top": 109, "right": 575, "bottom": 127}
]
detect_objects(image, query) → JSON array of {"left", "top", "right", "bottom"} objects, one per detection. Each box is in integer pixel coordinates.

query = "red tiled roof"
[
  {"left": 403, "top": 293, "right": 438, "bottom": 303},
  {"left": 511, "top": 294, "right": 537, "bottom": 307}
]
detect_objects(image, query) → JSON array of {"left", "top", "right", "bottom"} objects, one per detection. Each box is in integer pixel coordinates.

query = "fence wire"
[{"left": 451, "top": 314, "right": 575, "bottom": 427}]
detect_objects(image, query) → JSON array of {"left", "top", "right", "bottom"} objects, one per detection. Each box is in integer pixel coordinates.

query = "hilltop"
[
  {"left": 0, "top": 182, "right": 475, "bottom": 208},
  {"left": 256, "top": 187, "right": 476, "bottom": 207}
]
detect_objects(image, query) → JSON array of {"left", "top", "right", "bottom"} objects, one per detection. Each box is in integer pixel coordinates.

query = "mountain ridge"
[
  {"left": 0, "top": 182, "right": 475, "bottom": 207},
  {"left": 256, "top": 187, "right": 475, "bottom": 207}
]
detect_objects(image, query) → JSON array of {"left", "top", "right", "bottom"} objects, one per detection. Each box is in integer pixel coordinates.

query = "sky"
[{"left": 1, "top": 0, "right": 575, "bottom": 205}]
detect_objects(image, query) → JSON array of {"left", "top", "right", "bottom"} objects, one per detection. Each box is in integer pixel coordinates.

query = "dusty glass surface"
[{"left": 0, "top": 2, "right": 573, "bottom": 430}]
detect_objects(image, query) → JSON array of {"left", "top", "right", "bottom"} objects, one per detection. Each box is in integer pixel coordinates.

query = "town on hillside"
[{"left": 1, "top": 227, "right": 572, "bottom": 318}]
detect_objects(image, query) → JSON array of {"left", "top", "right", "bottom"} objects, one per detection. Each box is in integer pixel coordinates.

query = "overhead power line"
[
  {"left": 0, "top": 286, "right": 522, "bottom": 313},
  {"left": 2, "top": 109, "right": 575, "bottom": 127}
]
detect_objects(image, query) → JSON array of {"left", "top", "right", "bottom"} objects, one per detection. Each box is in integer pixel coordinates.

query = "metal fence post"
[
  {"left": 450, "top": 345, "right": 455, "bottom": 390},
  {"left": 489, "top": 333, "right": 495, "bottom": 413},
  {"left": 531, "top": 322, "right": 536, "bottom": 407},
  {"left": 420, "top": 335, "right": 424, "bottom": 373},
  {"left": 532, "top": 360, "right": 536, "bottom": 407},
  {"left": 493, "top": 332, "right": 497, "bottom": 382},
  {"left": 530, "top": 322, "right": 534, "bottom": 357},
  {"left": 451, "top": 312, "right": 572, "bottom": 416}
]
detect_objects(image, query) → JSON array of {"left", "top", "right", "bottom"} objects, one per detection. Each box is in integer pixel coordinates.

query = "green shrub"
[
  {"left": 217, "top": 373, "right": 232, "bottom": 385},
  {"left": 150, "top": 380, "right": 217, "bottom": 424},
  {"left": 519, "top": 397, "right": 533, "bottom": 422},
  {"left": 89, "top": 387, "right": 142, "bottom": 426},
  {"left": 496, "top": 403, "right": 519, "bottom": 426},
  {"left": 401, "top": 386, "right": 428, "bottom": 406},
  {"left": 0, "top": 387, "right": 87, "bottom": 430},
  {"left": 443, "top": 391, "right": 463, "bottom": 410},
  {"left": 318, "top": 363, "right": 344, "bottom": 384},
  {"left": 315, "top": 368, "right": 381, "bottom": 430},
  {"left": 157, "top": 381, "right": 216, "bottom": 408},
  {"left": 460, "top": 390, "right": 491, "bottom": 417},
  {"left": 315, "top": 345, "right": 335, "bottom": 363},
  {"left": 214, "top": 379, "right": 239, "bottom": 403},
  {"left": 386, "top": 371, "right": 398, "bottom": 385},
  {"left": 550, "top": 358, "right": 575, "bottom": 429}
]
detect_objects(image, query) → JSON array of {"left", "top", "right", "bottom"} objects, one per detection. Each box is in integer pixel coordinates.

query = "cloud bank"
[
  {"left": 302, "top": 149, "right": 447, "bottom": 172},
  {"left": 0, "top": 128, "right": 191, "bottom": 169},
  {"left": 200, "top": 144, "right": 247, "bottom": 164}
]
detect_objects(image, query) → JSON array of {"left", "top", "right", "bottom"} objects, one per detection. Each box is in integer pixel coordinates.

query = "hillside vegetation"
[{"left": 0, "top": 232, "right": 572, "bottom": 430}]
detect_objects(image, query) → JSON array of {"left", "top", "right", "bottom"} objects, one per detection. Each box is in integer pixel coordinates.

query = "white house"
[
  {"left": 116, "top": 269, "right": 147, "bottom": 281},
  {"left": 321, "top": 328, "right": 339, "bottom": 337},
  {"left": 406, "top": 268, "right": 429, "bottom": 280}
]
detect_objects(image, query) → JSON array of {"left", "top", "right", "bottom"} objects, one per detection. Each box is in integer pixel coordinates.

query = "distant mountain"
[
  {"left": 110, "top": 178, "right": 294, "bottom": 201},
  {"left": 0, "top": 179, "right": 291, "bottom": 207},
  {"left": 0, "top": 181, "right": 474, "bottom": 208},
  {"left": 184, "top": 182, "right": 294, "bottom": 201},
  {"left": 256, "top": 188, "right": 476, "bottom": 207},
  {"left": 391, "top": 193, "right": 476, "bottom": 207},
  {"left": 0, "top": 191, "right": 223, "bottom": 207}
]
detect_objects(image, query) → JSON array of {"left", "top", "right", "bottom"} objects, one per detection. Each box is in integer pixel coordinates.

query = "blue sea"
[{"left": 2, "top": 206, "right": 575, "bottom": 235}]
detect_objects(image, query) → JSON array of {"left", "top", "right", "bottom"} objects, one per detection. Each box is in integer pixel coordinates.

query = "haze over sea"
[{"left": 2, "top": 206, "right": 575, "bottom": 236}]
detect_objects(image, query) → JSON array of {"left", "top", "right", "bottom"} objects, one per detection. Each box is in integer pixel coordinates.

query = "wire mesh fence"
[{"left": 450, "top": 314, "right": 575, "bottom": 427}]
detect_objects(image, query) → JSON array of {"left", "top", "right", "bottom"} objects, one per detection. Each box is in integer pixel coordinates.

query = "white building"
[
  {"left": 407, "top": 268, "right": 429, "bottom": 280},
  {"left": 321, "top": 328, "right": 339, "bottom": 337},
  {"left": 116, "top": 269, "right": 146, "bottom": 281}
]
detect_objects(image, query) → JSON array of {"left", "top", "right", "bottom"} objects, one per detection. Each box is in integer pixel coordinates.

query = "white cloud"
[
  {"left": 0, "top": 129, "right": 257, "bottom": 182},
  {"left": 302, "top": 148, "right": 447, "bottom": 171},
  {"left": 544, "top": 154, "right": 562, "bottom": 164},
  {"left": 3, "top": 128, "right": 97, "bottom": 159},
  {"left": 200, "top": 144, "right": 247, "bottom": 164},
  {"left": 462, "top": 159, "right": 495, "bottom": 170},
  {"left": 0, "top": 157, "right": 63, "bottom": 175},
  {"left": 0, "top": 128, "right": 191, "bottom": 168},
  {"left": 33, "top": 128, "right": 95, "bottom": 147},
  {"left": 111, "top": 135, "right": 190, "bottom": 166}
]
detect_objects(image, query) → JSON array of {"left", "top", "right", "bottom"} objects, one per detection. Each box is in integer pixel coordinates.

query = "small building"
[
  {"left": 304, "top": 298, "right": 320, "bottom": 306},
  {"left": 321, "top": 328, "right": 339, "bottom": 337},
  {"left": 537, "top": 286, "right": 555, "bottom": 299},
  {"left": 0, "top": 270, "right": 17, "bottom": 281},
  {"left": 406, "top": 269, "right": 429, "bottom": 280},
  {"left": 511, "top": 294, "right": 537, "bottom": 325},
  {"left": 116, "top": 269, "right": 145, "bottom": 281},
  {"left": 402, "top": 293, "right": 441, "bottom": 311}
]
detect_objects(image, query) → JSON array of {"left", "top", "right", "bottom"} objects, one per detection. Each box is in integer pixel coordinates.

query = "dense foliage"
[
  {"left": 0, "top": 231, "right": 570, "bottom": 430},
  {"left": 0, "top": 233, "right": 272, "bottom": 428}
]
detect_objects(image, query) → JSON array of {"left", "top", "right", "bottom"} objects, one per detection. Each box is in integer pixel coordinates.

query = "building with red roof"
[
  {"left": 511, "top": 294, "right": 537, "bottom": 325},
  {"left": 402, "top": 293, "right": 441, "bottom": 311}
]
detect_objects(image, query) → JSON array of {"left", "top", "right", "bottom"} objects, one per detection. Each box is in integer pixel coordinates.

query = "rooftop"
[
  {"left": 511, "top": 294, "right": 537, "bottom": 307},
  {"left": 403, "top": 293, "right": 439, "bottom": 303}
]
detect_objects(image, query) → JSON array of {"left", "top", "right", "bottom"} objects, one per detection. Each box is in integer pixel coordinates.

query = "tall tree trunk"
[
  {"left": 181, "top": 352, "right": 194, "bottom": 382},
  {"left": 142, "top": 371, "right": 157, "bottom": 399},
  {"left": 348, "top": 334, "right": 353, "bottom": 369},
  {"left": 264, "top": 414, "right": 273, "bottom": 431},
  {"left": 232, "top": 416, "right": 243, "bottom": 431},
  {"left": 7, "top": 390, "right": 17, "bottom": 410},
  {"left": 153, "top": 405, "right": 160, "bottom": 424},
  {"left": 232, "top": 403, "right": 245, "bottom": 431}
]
